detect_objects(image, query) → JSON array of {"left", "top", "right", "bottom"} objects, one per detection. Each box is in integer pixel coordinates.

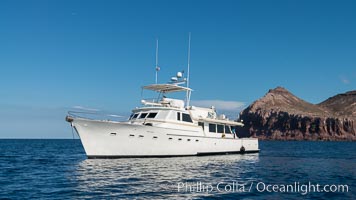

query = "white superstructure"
[{"left": 66, "top": 73, "right": 259, "bottom": 158}]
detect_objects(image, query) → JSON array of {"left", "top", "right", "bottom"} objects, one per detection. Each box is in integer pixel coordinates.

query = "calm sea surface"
[{"left": 0, "top": 139, "right": 355, "bottom": 199}]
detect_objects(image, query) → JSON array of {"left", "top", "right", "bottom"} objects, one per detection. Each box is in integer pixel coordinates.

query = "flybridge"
[
  {"left": 141, "top": 70, "right": 193, "bottom": 108},
  {"left": 141, "top": 82, "right": 189, "bottom": 109},
  {"left": 143, "top": 84, "right": 192, "bottom": 93}
]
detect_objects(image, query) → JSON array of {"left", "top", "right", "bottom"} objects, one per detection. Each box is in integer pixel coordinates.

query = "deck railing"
[{"left": 67, "top": 110, "right": 128, "bottom": 122}]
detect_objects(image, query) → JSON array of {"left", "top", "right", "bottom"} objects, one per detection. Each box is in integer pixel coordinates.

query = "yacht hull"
[{"left": 72, "top": 118, "right": 259, "bottom": 158}]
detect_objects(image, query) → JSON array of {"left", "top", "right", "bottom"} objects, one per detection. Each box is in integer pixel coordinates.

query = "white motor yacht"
[
  {"left": 65, "top": 71, "right": 259, "bottom": 158},
  {"left": 66, "top": 37, "right": 259, "bottom": 158}
]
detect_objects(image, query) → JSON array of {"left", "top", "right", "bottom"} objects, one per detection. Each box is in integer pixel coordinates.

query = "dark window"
[
  {"left": 147, "top": 113, "right": 158, "bottom": 118},
  {"left": 217, "top": 124, "right": 224, "bottom": 133},
  {"left": 177, "top": 112, "right": 181, "bottom": 121},
  {"left": 225, "top": 126, "right": 231, "bottom": 134},
  {"left": 209, "top": 124, "right": 216, "bottom": 133},
  {"left": 198, "top": 122, "right": 204, "bottom": 130},
  {"left": 129, "top": 114, "right": 134, "bottom": 120},
  {"left": 182, "top": 113, "right": 193, "bottom": 123},
  {"left": 132, "top": 113, "right": 139, "bottom": 119},
  {"left": 140, "top": 113, "right": 148, "bottom": 119}
]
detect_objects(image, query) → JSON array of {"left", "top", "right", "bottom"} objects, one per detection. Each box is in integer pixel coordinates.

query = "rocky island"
[{"left": 238, "top": 87, "right": 356, "bottom": 141}]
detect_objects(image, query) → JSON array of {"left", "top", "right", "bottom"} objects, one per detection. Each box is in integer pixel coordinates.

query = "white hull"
[{"left": 73, "top": 118, "right": 259, "bottom": 158}]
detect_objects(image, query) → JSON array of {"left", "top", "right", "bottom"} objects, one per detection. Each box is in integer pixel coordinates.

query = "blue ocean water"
[{"left": 0, "top": 140, "right": 354, "bottom": 199}]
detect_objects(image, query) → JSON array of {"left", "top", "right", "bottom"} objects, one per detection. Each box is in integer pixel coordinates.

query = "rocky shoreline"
[{"left": 238, "top": 87, "right": 356, "bottom": 141}]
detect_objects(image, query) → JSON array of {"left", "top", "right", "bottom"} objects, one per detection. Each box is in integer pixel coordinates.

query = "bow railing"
[{"left": 67, "top": 110, "right": 128, "bottom": 122}]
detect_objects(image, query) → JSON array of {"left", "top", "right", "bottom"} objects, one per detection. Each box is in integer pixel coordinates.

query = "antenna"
[
  {"left": 155, "top": 39, "right": 159, "bottom": 84},
  {"left": 187, "top": 32, "right": 191, "bottom": 88},
  {"left": 186, "top": 32, "right": 191, "bottom": 106}
]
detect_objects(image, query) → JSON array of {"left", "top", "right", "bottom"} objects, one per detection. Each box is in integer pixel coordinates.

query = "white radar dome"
[{"left": 177, "top": 72, "right": 183, "bottom": 78}]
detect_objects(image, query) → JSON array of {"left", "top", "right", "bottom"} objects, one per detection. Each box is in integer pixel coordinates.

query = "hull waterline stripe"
[{"left": 87, "top": 150, "right": 260, "bottom": 159}]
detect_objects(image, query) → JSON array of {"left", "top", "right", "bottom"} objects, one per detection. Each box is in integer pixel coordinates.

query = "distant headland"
[{"left": 238, "top": 87, "right": 356, "bottom": 141}]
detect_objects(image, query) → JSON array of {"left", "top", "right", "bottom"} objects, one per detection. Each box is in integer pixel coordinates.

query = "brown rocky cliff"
[
  {"left": 239, "top": 87, "right": 356, "bottom": 141},
  {"left": 318, "top": 91, "right": 356, "bottom": 117}
]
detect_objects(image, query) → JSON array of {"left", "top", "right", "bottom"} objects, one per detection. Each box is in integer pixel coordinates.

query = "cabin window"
[
  {"left": 182, "top": 113, "right": 193, "bottom": 123},
  {"left": 140, "top": 113, "right": 148, "bottom": 119},
  {"left": 147, "top": 113, "right": 157, "bottom": 118},
  {"left": 129, "top": 114, "right": 134, "bottom": 120},
  {"left": 209, "top": 124, "right": 216, "bottom": 133},
  {"left": 231, "top": 127, "right": 236, "bottom": 134},
  {"left": 198, "top": 122, "right": 204, "bottom": 130},
  {"left": 177, "top": 112, "right": 181, "bottom": 121},
  {"left": 225, "top": 125, "right": 231, "bottom": 134},
  {"left": 217, "top": 124, "right": 224, "bottom": 133},
  {"left": 132, "top": 113, "right": 139, "bottom": 119}
]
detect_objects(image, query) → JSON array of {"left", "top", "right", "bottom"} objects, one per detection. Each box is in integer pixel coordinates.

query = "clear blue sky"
[{"left": 0, "top": 0, "right": 355, "bottom": 138}]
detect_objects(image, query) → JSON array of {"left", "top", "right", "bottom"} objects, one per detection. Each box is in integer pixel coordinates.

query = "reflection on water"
[{"left": 73, "top": 154, "right": 259, "bottom": 198}]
